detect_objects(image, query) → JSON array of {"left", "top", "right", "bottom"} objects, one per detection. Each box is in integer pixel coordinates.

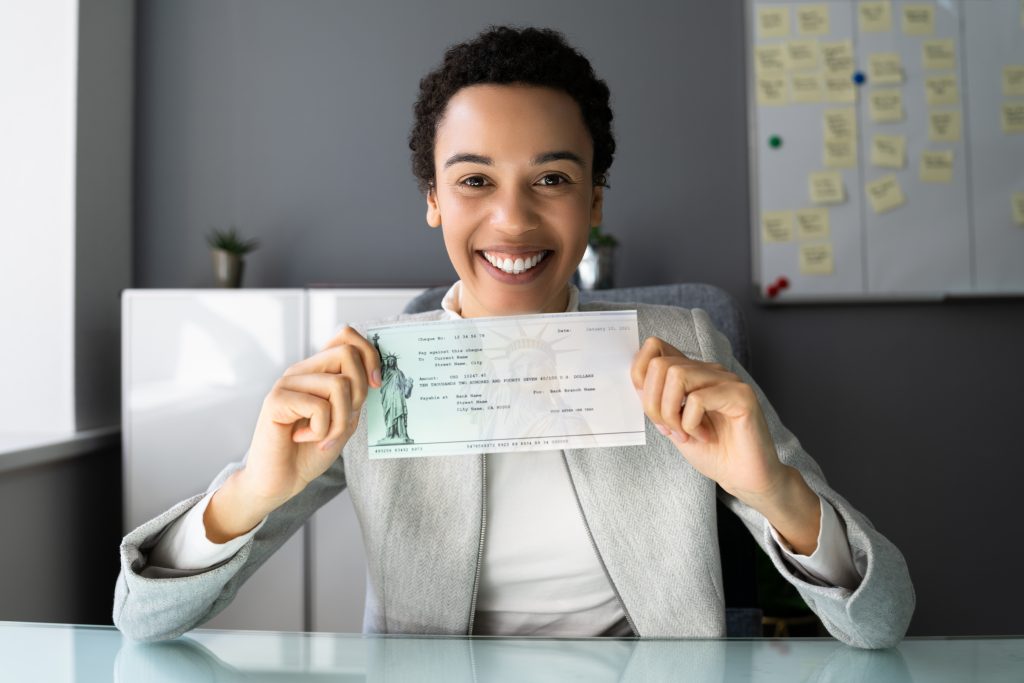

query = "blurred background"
[{"left": 1, "top": 0, "right": 1021, "bottom": 638}]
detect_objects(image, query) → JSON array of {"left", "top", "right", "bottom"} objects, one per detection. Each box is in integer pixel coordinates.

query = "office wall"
[{"left": 134, "top": 0, "right": 1024, "bottom": 636}]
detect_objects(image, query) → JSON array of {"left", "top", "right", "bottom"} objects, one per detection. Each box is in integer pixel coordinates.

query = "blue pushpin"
[{"left": 852, "top": 71, "right": 866, "bottom": 85}]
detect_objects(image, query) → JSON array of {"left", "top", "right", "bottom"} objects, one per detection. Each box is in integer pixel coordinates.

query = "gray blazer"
[{"left": 114, "top": 302, "right": 915, "bottom": 648}]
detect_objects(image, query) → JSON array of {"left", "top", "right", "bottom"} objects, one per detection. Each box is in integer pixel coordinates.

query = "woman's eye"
[
  {"left": 538, "top": 174, "right": 567, "bottom": 186},
  {"left": 460, "top": 176, "right": 488, "bottom": 188}
]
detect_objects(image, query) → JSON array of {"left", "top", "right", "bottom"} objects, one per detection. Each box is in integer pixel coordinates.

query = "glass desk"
[{"left": 1, "top": 622, "right": 1022, "bottom": 682}]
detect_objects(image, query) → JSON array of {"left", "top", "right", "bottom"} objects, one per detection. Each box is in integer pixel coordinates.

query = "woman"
[{"left": 114, "top": 26, "right": 914, "bottom": 647}]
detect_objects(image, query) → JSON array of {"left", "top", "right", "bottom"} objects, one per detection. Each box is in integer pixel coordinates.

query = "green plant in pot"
[
  {"left": 207, "top": 226, "right": 260, "bottom": 288},
  {"left": 575, "top": 225, "right": 618, "bottom": 290}
]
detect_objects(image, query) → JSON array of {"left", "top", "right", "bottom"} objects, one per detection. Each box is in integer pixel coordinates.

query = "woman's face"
[{"left": 426, "top": 84, "right": 603, "bottom": 318}]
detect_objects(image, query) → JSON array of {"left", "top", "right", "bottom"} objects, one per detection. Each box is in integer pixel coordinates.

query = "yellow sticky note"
[
  {"left": 902, "top": 4, "right": 934, "bottom": 35},
  {"left": 800, "top": 243, "right": 834, "bottom": 275},
  {"left": 754, "top": 45, "right": 787, "bottom": 74},
  {"left": 756, "top": 76, "right": 788, "bottom": 106},
  {"left": 869, "top": 89, "right": 904, "bottom": 123},
  {"left": 809, "top": 171, "right": 846, "bottom": 205},
  {"left": 865, "top": 175, "right": 905, "bottom": 213},
  {"left": 928, "top": 109, "right": 961, "bottom": 142},
  {"left": 922, "top": 40, "right": 956, "bottom": 71},
  {"left": 824, "top": 138, "right": 858, "bottom": 168},
  {"left": 796, "top": 208, "right": 831, "bottom": 240},
  {"left": 1012, "top": 192, "right": 1024, "bottom": 225},
  {"left": 822, "top": 40, "right": 854, "bottom": 73},
  {"left": 762, "top": 211, "right": 795, "bottom": 242},
  {"left": 920, "top": 150, "right": 954, "bottom": 183},
  {"left": 786, "top": 40, "right": 820, "bottom": 71},
  {"left": 925, "top": 74, "right": 959, "bottom": 106},
  {"left": 823, "top": 107, "right": 858, "bottom": 140},
  {"left": 1003, "top": 102, "right": 1024, "bottom": 134},
  {"left": 868, "top": 53, "right": 904, "bottom": 85},
  {"left": 790, "top": 73, "right": 823, "bottom": 103},
  {"left": 871, "top": 134, "right": 906, "bottom": 168},
  {"left": 1003, "top": 66, "right": 1024, "bottom": 98},
  {"left": 859, "top": 1, "right": 892, "bottom": 32},
  {"left": 758, "top": 6, "right": 790, "bottom": 38},
  {"left": 824, "top": 73, "right": 857, "bottom": 103},
  {"left": 797, "top": 4, "right": 830, "bottom": 36}
]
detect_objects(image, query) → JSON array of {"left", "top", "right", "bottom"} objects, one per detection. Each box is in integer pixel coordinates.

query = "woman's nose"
[{"left": 490, "top": 186, "right": 539, "bottom": 234}]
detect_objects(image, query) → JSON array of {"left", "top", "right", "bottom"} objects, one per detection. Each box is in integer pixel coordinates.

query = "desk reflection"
[{"left": 113, "top": 633, "right": 912, "bottom": 683}]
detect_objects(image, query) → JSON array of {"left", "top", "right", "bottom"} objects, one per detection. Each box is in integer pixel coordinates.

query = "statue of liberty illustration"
[{"left": 371, "top": 333, "right": 415, "bottom": 445}]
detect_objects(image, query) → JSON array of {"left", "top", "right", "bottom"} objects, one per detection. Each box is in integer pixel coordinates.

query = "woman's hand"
[
  {"left": 631, "top": 336, "right": 821, "bottom": 553},
  {"left": 204, "top": 326, "right": 381, "bottom": 542}
]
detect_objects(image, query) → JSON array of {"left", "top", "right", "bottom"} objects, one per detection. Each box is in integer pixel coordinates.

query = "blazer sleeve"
[
  {"left": 112, "top": 447, "right": 348, "bottom": 642},
  {"left": 689, "top": 307, "right": 915, "bottom": 649}
]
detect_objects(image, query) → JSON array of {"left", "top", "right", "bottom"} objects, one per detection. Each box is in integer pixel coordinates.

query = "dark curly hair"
[{"left": 409, "top": 25, "right": 615, "bottom": 195}]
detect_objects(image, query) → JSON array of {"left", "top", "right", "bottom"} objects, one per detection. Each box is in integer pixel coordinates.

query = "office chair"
[{"left": 402, "top": 282, "right": 763, "bottom": 637}]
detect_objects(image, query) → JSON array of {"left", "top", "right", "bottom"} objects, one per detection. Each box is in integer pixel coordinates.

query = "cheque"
[{"left": 365, "top": 310, "right": 647, "bottom": 458}]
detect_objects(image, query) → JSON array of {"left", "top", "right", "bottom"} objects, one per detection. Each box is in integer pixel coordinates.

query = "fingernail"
[
  {"left": 670, "top": 430, "right": 688, "bottom": 443},
  {"left": 321, "top": 438, "right": 339, "bottom": 452},
  {"left": 655, "top": 424, "right": 670, "bottom": 436},
  {"left": 372, "top": 369, "right": 382, "bottom": 386}
]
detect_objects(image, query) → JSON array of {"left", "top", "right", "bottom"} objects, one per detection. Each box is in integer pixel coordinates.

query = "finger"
[
  {"left": 680, "top": 382, "right": 757, "bottom": 441},
  {"left": 283, "top": 343, "right": 371, "bottom": 409},
  {"left": 264, "top": 387, "right": 332, "bottom": 442},
  {"left": 276, "top": 373, "right": 354, "bottom": 448},
  {"left": 641, "top": 355, "right": 671, "bottom": 426},
  {"left": 631, "top": 336, "right": 691, "bottom": 389},
  {"left": 651, "top": 361, "right": 734, "bottom": 432},
  {"left": 321, "top": 326, "right": 382, "bottom": 388}
]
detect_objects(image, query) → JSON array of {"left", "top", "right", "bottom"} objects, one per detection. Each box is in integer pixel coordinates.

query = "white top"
[{"left": 146, "top": 281, "right": 862, "bottom": 634}]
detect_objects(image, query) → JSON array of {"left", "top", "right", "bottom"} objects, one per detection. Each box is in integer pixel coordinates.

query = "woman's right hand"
[{"left": 204, "top": 326, "right": 381, "bottom": 542}]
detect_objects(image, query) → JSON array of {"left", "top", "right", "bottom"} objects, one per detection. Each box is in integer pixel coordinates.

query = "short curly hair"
[{"left": 409, "top": 25, "right": 615, "bottom": 195}]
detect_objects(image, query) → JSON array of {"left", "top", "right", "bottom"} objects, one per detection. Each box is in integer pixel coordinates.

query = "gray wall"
[{"left": 134, "top": 0, "right": 1024, "bottom": 636}]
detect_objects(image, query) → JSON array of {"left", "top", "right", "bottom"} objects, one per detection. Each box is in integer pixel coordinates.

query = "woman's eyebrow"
[{"left": 443, "top": 150, "right": 584, "bottom": 169}]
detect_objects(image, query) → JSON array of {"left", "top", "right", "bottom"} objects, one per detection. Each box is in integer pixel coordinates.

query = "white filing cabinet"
[{"left": 122, "top": 287, "right": 426, "bottom": 632}]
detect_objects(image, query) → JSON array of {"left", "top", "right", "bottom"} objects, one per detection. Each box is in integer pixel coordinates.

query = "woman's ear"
[
  {"left": 426, "top": 186, "right": 442, "bottom": 228},
  {"left": 590, "top": 185, "right": 604, "bottom": 227}
]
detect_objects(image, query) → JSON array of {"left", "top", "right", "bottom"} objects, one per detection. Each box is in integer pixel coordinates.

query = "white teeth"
[{"left": 483, "top": 250, "right": 548, "bottom": 274}]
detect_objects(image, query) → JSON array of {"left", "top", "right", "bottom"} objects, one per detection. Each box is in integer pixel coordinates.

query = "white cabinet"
[{"left": 122, "top": 287, "right": 425, "bottom": 632}]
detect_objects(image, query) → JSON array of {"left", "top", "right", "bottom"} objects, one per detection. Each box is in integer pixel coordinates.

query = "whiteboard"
[{"left": 747, "top": 0, "right": 1024, "bottom": 302}]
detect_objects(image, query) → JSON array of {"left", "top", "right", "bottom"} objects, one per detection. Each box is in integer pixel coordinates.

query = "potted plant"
[
  {"left": 206, "top": 226, "right": 260, "bottom": 288},
  {"left": 575, "top": 225, "right": 618, "bottom": 290}
]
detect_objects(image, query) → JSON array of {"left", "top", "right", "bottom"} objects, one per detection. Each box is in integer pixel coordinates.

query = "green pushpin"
[{"left": 768, "top": 134, "right": 783, "bottom": 149}]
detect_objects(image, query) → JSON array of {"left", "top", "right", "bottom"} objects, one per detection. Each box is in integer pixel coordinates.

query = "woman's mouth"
[{"left": 476, "top": 249, "right": 552, "bottom": 283}]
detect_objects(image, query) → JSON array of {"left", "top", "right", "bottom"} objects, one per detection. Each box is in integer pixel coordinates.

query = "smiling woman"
[{"left": 114, "top": 24, "right": 914, "bottom": 649}]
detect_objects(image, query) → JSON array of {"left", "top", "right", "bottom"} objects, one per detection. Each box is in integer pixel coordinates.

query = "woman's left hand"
[{"left": 631, "top": 336, "right": 789, "bottom": 507}]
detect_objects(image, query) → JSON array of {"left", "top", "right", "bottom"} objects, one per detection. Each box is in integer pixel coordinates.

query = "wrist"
[
  {"left": 751, "top": 466, "right": 822, "bottom": 556},
  {"left": 203, "top": 470, "right": 278, "bottom": 543}
]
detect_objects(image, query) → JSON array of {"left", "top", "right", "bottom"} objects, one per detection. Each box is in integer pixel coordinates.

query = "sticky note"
[
  {"left": 1013, "top": 192, "right": 1024, "bottom": 226},
  {"left": 799, "top": 243, "right": 834, "bottom": 275},
  {"left": 824, "top": 73, "right": 857, "bottom": 103},
  {"left": 823, "top": 108, "right": 857, "bottom": 140},
  {"left": 902, "top": 4, "right": 934, "bottom": 35},
  {"left": 922, "top": 40, "right": 956, "bottom": 71},
  {"left": 868, "top": 53, "right": 904, "bottom": 85},
  {"left": 809, "top": 171, "right": 846, "bottom": 205},
  {"left": 762, "top": 211, "right": 795, "bottom": 242},
  {"left": 928, "top": 109, "right": 961, "bottom": 142},
  {"left": 869, "top": 89, "right": 904, "bottom": 123},
  {"left": 786, "top": 40, "right": 820, "bottom": 71},
  {"left": 756, "top": 76, "right": 788, "bottom": 106},
  {"left": 797, "top": 4, "right": 830, "bottom": 36},
  {"left": 871, "top": 134, "right": 906, "bottom": 168},
  {"left": 1003, "top": 66, "right": 1024, "bottom": 98},
  {"left": 865, "top": 175, "right": 905, "bottom": 214},
  {"left": 824, "top": 138, "right": 858, "bottom": 168},
  {"left": 925, "top": 74, "right": 959, "bottom": 106},
  {"left": 1003, "top": 102, "right": 1024, "bottom": 134},
  {"left": 790, "top": 73, "right": 823, "bottom": 103},
  {"left": 920, "top": 150, "right": 954, "bottom": 183},
  {"left": 758, "top": 6, "right": 790, "bottom": 38},
  {"left": 796, "top": 208, "right": 831, "bottom": 240},
  {"left": 859, "top": 1, "right": 892, "bottom": 32},
  {"left": 821, "top": 40, "right": 854, "bottom": 73},
  {"left": 754, "top": 45, "right": 787, "bottom": 74}
]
